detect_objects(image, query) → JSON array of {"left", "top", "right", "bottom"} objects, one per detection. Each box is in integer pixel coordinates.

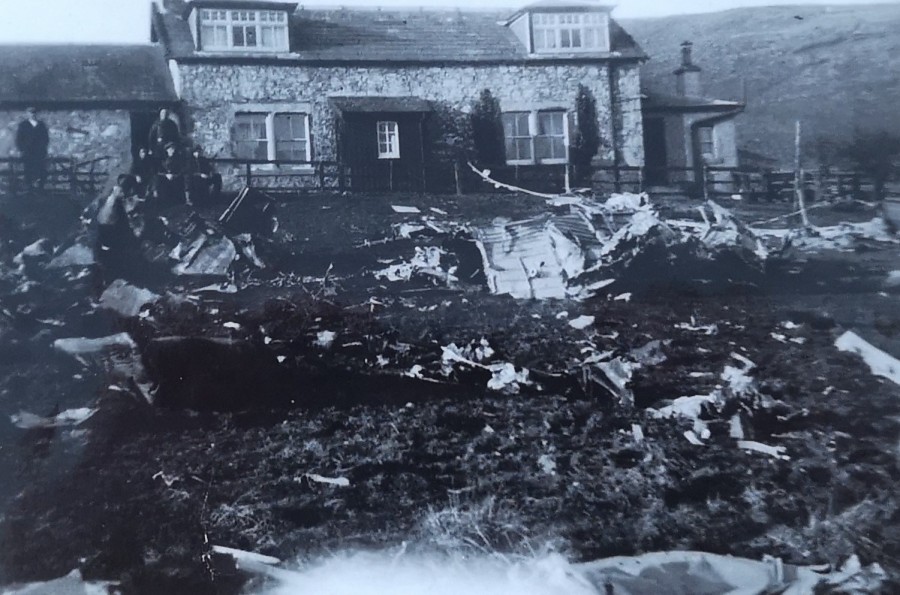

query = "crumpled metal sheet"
[
  {"left": 171, "top": 235, "right": 237, "bottom": 277},
  {"left": 579, "top": 551, "right": 886, "bottom": 595}
]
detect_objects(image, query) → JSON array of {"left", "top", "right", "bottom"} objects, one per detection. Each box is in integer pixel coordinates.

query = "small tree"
[
  {"left": 571, "top": 84, "right": 600, "bottom": 186},
  {"left": 430, "top": 102, "right": 474, "bottom": 193},
  {"left": 470, "top": 89, "right": 505, "bottom": 166},
  {"left": 845, "top": 130, "right": 900, "bottom": 200},
  {"left": 814, "top": 130, "right": 900, "bottom": 199}
]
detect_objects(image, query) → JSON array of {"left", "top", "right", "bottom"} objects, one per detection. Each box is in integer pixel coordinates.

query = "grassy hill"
[{"left": 622, "top": 3, "right": 900, "bottom": 167}]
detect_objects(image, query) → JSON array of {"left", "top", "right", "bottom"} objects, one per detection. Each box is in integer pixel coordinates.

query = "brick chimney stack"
[{"left": 674, "top": 41, "right": 702, "bottom": 98}]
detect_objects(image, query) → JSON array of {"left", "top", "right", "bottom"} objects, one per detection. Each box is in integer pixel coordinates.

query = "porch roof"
[
  {"left": 329, "top": 96, "right": 433, "bottom": 114},
  {"left": 641, "top": 91, "right": 744, "bottom": 114}
]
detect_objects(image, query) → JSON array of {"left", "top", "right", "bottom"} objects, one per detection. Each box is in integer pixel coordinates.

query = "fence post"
[
  {"left": 245, "top": 162, "right": 252, "bottom": 189},
  {"left": 7, "top": 159, "right": 14, "bottom": 196},
  {"left": 317, "top": 162, "right": 325, "bottom": 190},
  {"left": 70, "top": 157, "right": 77, "bottom": 194},
  {"left": 814, "top": 169, "right": 823, "bottom": 203},
  {"left": 702, "top": 166, "right": 709, "bottom": 200}
]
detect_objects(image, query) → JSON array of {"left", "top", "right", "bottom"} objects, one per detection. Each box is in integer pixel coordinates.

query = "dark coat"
[
  {"left": 15, "top": 119, "right": 49, "bottom": 160},
  {"left": 148, "top": 118, "right": 180, "bottom": 149},
  {"left": 186, "top": 153, "right": 215, "bottom": 177},
  {"left": 161, "top": 152, "right": 185, "bottom": 176},
  {"left": 130, "top": 153, "right": 156, "bottom": 180}
]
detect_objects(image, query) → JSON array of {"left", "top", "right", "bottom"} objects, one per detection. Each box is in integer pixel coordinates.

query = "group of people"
[
  {"left": 13, "top": 106, "right": 222, "bottom": 206},
  {"left": 120, "top": 108, "right": 222, "bottom": 207}
]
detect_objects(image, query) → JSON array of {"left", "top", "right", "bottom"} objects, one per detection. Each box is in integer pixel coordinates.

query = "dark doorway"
[
  {"left": 643, "top": 118, "right": 668, "bottom": 186},
  {"left": 339, "top": 113, "right": 427, "bottom": 192},
  {"left": 130, "top": 111, "right": 158, "bottom": 159}
]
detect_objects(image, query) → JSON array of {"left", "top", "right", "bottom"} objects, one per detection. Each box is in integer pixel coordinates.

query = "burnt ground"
[{"left": 0, "top": 190, "right": 898, "bottom": 593}]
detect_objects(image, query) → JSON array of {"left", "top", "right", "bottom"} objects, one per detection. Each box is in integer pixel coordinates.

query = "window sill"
[
  {"left": 505, "top": 160, "right": 568, "bottom": 167},
  {"left": 529, "top": 49, "right": 610, "bottom": 56},
  {"left": 196, "top": 49, "right": 294, "bottom": 57},
  {"left": 239, "top": 163, "right": 315, "bottom": 174}
]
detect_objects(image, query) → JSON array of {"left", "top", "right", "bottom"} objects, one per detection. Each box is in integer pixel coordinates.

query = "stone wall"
[
  {"left": 613, "top": 65, "right": 644, "bottom": 167},
  {"left": 175, "top": 61, "right": 645, "bottom": 187},
  {"left": 678, "top": 113, "right": 740, "bottom": 170},
  {"left": 709, "top": 118, "right": 739, "bottom": 168},
  {"left": 0, "top": 109, "right": 131, "bottom": 193}
]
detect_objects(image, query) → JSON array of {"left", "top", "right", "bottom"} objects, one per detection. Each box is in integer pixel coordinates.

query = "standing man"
[
  {"left": 148, "top": 108, "right": 181, "bottom": 159},
  {"left": 15, "top": 107, "right": 50, "bottom": 191}
]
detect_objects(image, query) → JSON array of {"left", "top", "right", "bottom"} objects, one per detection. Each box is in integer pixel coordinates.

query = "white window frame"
[
  {"left": 502, "top": 112, "right": 534, "bottom": 165},
  {"left": 531, "top": 12, "right": 609, "bottom": 54},
  {"left": 233, "top": 112, "right": 269, "bottom": 160},
  {"left": 198, "top": 8, "right": 289, "bottom": 52},
  {"left": 273, "top": 113, "right": 311, "bottom": 161},
  {"left": 377, "top": 121, "right": 400, "bottom": 160},
  {"left": 233, "top": 111, "right": 312, "bottom": 164},
  {"left": 534, "top": 111, "right": 568, "bottom": 164},
  {"left": 502, "top": 110, "right": 570, "bottom": 166},
  {"left": 698, "top": 126, "right": 716, "bottom": 159}
]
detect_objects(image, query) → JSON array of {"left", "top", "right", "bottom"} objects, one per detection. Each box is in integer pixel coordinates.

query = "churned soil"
[{"left": 0, "top": 191, "right": 898, "bottom": 593}]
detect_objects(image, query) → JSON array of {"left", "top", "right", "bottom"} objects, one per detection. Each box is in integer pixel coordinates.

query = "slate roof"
[
  {"left": 154, "top": 6, "right": 646, "bottom": 64},
  {"left": 184, "top": 0, "right": 298, "bottom": 17},
  {"left": 521, "top": 0, "right": 615, "bottom": 9},
  {"left": 641, "top": 90, "right": 744, "bottom": 113},
  {"left": 504, "top": 0, "right": 615, "bottom": 24},
  {"left": 0, "top": 45, "right": 178, "bottom": 108}
]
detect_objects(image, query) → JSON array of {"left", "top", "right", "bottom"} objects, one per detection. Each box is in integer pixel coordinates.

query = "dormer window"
[
  {"left": 198, "top": 8, "right": 289, "bottom": 51},
  {"left": 532, "top": 12, "right": 609, "bottom": 53}
]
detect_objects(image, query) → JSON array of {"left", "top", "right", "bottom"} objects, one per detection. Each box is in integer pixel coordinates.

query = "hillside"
[{"left": 623, "top": 3, "right": 900, "bottom": 167}]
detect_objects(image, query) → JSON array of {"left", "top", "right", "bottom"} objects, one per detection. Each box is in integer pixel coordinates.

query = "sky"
[{"left": 0, "top": 0, "right": 895, "bottom": 43}]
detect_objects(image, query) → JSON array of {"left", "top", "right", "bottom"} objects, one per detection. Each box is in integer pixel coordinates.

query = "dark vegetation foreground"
[{"left": 0, "top": 190, "right": 898, "bottom": 593}]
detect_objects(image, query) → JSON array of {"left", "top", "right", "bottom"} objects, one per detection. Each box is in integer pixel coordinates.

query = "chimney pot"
[
  {"left": 674, "top": 40, "right": 702, "bottom": 97},
  {"left": 681, "top": 41, "right": 693, "bottom": 67}
]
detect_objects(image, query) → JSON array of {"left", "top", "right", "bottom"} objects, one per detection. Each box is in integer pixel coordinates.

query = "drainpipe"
[{"left": 689, "top": 107, "right": 744, "bottom": 197}]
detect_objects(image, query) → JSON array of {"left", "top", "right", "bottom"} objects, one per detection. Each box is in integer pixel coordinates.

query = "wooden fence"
[
  {"left": 0, "top": 156, "right": 111, "bottom": 197},
  {"left": 591, "top": 165, "right": 868, "bottom": 202},
  {"left": 2, "top": 154, "right": 869, "bottom": 203},
  {"left": 211, "top": 158, "right": 346, "bottom": 195},
  {"left": 218, "top": 158, "right": 874, "bottom": 201}
]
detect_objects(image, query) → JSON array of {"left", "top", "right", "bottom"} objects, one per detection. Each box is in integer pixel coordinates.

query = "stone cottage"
[
  {"left": 152, "top": 0, "right": 648, "bottom": 191},
  {"left": 641, "top": 41, "right": 744, "bottom": 189},
  {"left": 0, "top": 44, "right": 178, "bottom": 186}
]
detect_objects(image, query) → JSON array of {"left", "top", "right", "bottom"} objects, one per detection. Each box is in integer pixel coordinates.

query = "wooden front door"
[
  {"left": 341, "top": 113, "right": 425, "bottom": 192},
  {"left": 643, "top": 118, "right": 668, "bottom": 186}
]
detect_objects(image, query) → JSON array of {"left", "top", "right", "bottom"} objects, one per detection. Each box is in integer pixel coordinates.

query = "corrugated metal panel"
[{"left": 473, "top": 212, "right": 602, "bottom": 300}]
